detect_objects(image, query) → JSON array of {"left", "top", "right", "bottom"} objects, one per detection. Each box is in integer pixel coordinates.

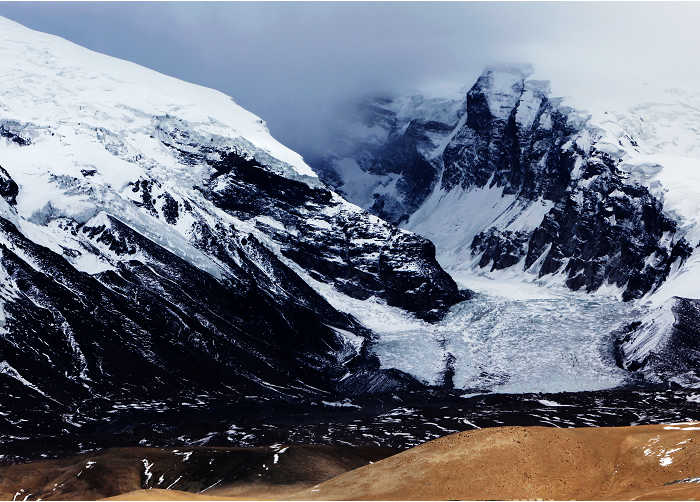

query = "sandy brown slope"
[
  {"left": 101, "top": 488, "right": 235, "bottom": 501},
  {"left": 286, "top": 423, "right": 700, "bottom": 500},
  {"left": 8, "top": 424, "right": 700, "bottom": 501},
  {"left": 0, "top": 445, "right": 396, "bottom": 500}
]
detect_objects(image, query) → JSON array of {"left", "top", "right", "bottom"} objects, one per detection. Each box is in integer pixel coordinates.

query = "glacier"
[
  {"left": 315, "top": 63, "right": 700, "bottom": 390},
  {"left": 1, "top": 15, "right": 700, "bottom": 462}
]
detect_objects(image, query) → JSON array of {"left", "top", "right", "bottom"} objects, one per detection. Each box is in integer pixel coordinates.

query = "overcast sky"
[{"left": 1, "top": 2, "right": 700, "bottom": 160}]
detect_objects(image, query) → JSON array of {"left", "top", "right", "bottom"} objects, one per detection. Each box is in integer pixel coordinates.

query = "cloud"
[{"left": 1, "top": 2, "right": 699, "bottom": 160}]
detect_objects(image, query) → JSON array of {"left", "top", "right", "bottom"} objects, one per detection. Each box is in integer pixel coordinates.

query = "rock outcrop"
[{"left": 614, "top": 296, "right": 700, "bottom": 386}]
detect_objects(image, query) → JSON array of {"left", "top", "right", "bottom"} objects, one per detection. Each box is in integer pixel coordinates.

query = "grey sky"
[{"left": 2, "top": 2, "right": 700, "bottom": 160}]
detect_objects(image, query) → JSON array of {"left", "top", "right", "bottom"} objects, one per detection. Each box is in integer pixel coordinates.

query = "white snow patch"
[
  {"left": 141, "top": 459, "right": 154, "bottom": 486},
  {"left": 405, "top": 183, "right": 552, "bottom": 279},
  {"left": 321, "top": 399, "right": 361, "bottom": 409},
  {"left": 537, "top": 399, "right": 573, "bottom": 407},
  {"left": 0, "top": 361, "right": 54, "bottom": 400}
]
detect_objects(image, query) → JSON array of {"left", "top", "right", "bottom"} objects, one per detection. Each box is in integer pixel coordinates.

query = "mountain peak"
[{"left": 469, "top": 64, "right": 537, "bottom": 122}]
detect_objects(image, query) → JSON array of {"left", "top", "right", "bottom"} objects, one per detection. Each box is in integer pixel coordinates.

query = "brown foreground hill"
[
  {"left": 0, "top": 445, "right": 396, "bottom": 501},
  {"left": 4, "top": 423, "right": 700, "bottom": 500},
  {"left": 289, "top": 423, "right": 700, "bottom": 501}
]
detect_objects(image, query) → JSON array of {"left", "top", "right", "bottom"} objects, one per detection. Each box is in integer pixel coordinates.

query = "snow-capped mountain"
[
  {"left": 315, "top": 64, "right": 700, "bottom": 386},
  {"left": 318, "top": 65, "right": 699, "bottom": 303},
  {"left": 0, "top": 16, "right": 466, "bottom": 438}
]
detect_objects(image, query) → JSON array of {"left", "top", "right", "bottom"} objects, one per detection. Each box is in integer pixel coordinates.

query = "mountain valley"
[{"left": 1, "top": 16, "right": 700, "bottom": 496}]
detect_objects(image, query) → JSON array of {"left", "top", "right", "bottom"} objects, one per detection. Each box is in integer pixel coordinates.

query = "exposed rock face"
[
  {"left": 443, "top": 66, "right": 692, "bottom": 300},
  {"left": 313, "top": 94, "right": 464, "bottom": 224},
  {"left": 614, "top": 296, "right": 700, "bottom": 386},
  {"left": 160, "top": 128, "right": 463, "bottom": 321},
  {"left": 0, "top": 119, "right": 31, "bottom": 146},
  {"left": 0, "top": 212, "right": 357, "bottom": 402},
  {"left": 523, "top": 178, "right": 693, "bottom": 300},
  {"left": 441, "top": 66, "right": 575, "bottom": 199},
  {"left": 316, "top": 65, "right": 694, "bottom": 301},
  {"left": 471, "top": 228, "right": 529, "bottom": 270},
  {"left": 0, "top": 165, "right": 18, "bottom": 204}
]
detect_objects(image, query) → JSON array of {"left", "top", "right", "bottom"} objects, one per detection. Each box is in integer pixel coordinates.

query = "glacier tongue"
[{"left": 372, "top": 274, "right": 639, "bottom": 393}]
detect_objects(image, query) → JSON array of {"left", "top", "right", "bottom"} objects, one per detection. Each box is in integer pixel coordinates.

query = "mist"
[{"left": 1, "top": 2, "right": 700, "bottom": 161}]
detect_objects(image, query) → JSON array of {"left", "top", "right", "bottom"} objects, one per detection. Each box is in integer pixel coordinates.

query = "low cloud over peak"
[{"left": 1, "top": 2, "right": 699, "bottom": 161}]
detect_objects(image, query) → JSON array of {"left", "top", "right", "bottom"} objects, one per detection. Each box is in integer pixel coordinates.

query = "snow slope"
[
  {"left": 0, "top": 16, "right": 315, "bottom": 181},
  {"left": 587, "top": 91, "right": 700, "bottom": 303},
  {"left": 407, "top": 182, "right": 554, "bottom": 274},
  {"left": 0, "top": 14, "right": 320, "bottom": 280}
]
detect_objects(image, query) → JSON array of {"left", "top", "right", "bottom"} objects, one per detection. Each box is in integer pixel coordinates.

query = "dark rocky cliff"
[{"left": 315, "top": 66, "right": 694, "bottom": 301}]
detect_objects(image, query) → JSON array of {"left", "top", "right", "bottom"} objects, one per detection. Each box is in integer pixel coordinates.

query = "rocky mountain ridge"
[{"left": 316, "top": 65, "right": 697, "bottom": 303}]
